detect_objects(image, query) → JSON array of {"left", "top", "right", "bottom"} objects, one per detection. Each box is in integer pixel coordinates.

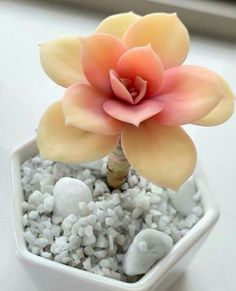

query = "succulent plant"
[{"left": 37, "top": 12, "right": 234, "bottom": 190}]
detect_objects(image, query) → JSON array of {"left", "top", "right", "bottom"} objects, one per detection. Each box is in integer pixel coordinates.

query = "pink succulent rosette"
[{"left": 37, "top": 12, "right": 234, "bottom": 189}]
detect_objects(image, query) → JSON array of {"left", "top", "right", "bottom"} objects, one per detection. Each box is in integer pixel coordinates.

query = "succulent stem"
[{"left": 107, "top": 140, "right": 130, "bottom": 189}]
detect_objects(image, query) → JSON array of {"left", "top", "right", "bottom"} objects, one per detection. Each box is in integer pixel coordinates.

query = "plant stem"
[{"left": 107, "top": 140, "right": 130, "bottom": 189}]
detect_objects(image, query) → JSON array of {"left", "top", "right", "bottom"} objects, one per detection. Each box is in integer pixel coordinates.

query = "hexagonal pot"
[{"left": 9, "top": 137, "right": 219, "bottom": 291}]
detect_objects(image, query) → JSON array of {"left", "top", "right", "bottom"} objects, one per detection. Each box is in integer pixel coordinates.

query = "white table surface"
[{"left": 0, "top": 0, "right": 236, "bottom": 290}]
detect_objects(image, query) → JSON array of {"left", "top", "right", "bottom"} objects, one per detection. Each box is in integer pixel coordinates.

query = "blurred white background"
[{"left": 0, "top": 0, "right": 235, "bottom": 290}]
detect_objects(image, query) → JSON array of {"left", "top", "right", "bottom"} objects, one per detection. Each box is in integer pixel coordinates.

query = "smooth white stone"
[
  {"left": 169, "top": 178, "right": 197, "bottom": 216},
  {"left": 53, "top": 177, "right": 92, "bottom": 218},
  {"left": 122, "top": 229, "right": 173, "bottom": 276}
]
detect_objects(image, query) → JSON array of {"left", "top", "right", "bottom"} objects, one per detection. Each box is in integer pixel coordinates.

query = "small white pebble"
[
  {"left": 105, "top": 217, "right": 115, "bottom": 226},
  {"left": 110, "top": 271, "right": 121, "bottom": 281},
  {"left": 94, "top": 250, "right": 107, "bottom": 259},
  {"left": 44, "top": 196, "right": 54, "bottom": 212},
  {"left": 78, "top": 227, "right": 84, "bottom": 237},
  {"left": 41, "top": 252, "right": 52, "bottom": 260},
  {"left": 151, "top": 223, "right": 157, "bottom": 228},
  {"left": 93, "top": 180, "right": 109, "bottom": 197},
  {"left": 131, "top": 208, "right": 143, "bottom": 219},
  {"left": 169, "top": 179, "right": 197, "bottom": 216},
  {"left": 53, "top": 177, "right": 92, "bottom": 218},
  {"left": 107, "top": 208, "right": 116, "bottom": 218},
  {"left": 193, "top": 191, "right": 201, "bottom": 202},
  {"left": 22, "top": 214, "right": 28, "bottom": 226},
  {"left": 134, "top": 196, "right": 150, "bottom": 211},
  {"left": 28, "top": 191, "right": 43, "bottom": 206},
  {"left": 108, "top": 235, "right": 114, "bottom": 252},
  {"left": 192, "top": 206, "right": 204, "bottom": 217},
  {"left": 24, "top": 230, "right": 35, "bottom": 244},
  {"left": 96, "top": 234, "right": 108, "bottom": 248},
  {"left": 51, "top": 225, "right": 61, "bottom": 237},
  {"left": 128, "top": 225, "right": 136, "bottom": 238},
  {"left": 69, "top": 235, "right": 80, "bottom": 248},
  {"left": 107, "top": 227, "right": 118, "bottom": 238},
  {"left": 78, "top": 202, "right": 90, "bottom": 216},
  {"left": 178, "top": 220, "right": 187, "bottom": 230},
  {"left": 84, "top": 246, "right": 94, "bottom": 256},
  {"left": 30, "top": 173, "right": 42, "bottom": 184},
  {"left": 128, "top": 175, "right": 139, "bottom": 188},
  {"left": 43, "top": 229, "right": 53, "bottom": 243},
  {"left": 114, "top": 206, "right": 123, "bottom": 216},
  {"left": 35, "top": 238, "right": 48, "bottom": 248},
  {"left": 138, "top": 177, "right": 147, "bottom": 188},
  {"left": 121, "top": 183, "right": 128, "bottom": 190},
  {"left": 76, "top": 248, "right": 84, "bottom": 259},
  {"left": 83, "top": 258, "right": 92, "bottom": 270},
  {"left": 116, "top": 234, "right": 126, "bottom": 246},
  {"left": 82, "top": 169, "right": 91, "bottom": 179},
  {"left": 83, "top": 235, "right": 96, "bottom": 246},
  {"left": 145, "top": 214, "right": 153, "bottom": 226},
  {"left": 99, "top": 259, "right": 110, "bottom": 268},
  {"left": 150, "top": 184, "right": 163, "bottom": 194},
  {"left": 185, "top": 213, "right": 199, "bottom": 228},
  {"left": 111, "top": 193, "right": 120, "bottom": 205},
  {"left": 79, "top": 215, "right": 96, "bottom": 226},
  {"left": 83, "top": 225, "right": 93, "bottom": 237},
  {"left": 22, "top": 201, "right": 30, "bottom": 212},
  {"left": 150, "top": 196, "right": 161, "bottom": 204},
  {"left": 31, "top": 246, "right": 41, "bottom": 255},
  {"left": 102, "top": 267, "right": 111, "bottom": 277},
  {"left": 149, "top": 209, "right": 162, "bottom": 216}
]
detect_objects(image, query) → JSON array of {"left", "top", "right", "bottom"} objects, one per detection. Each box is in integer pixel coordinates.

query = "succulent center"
[{"left": 110, "top": 69, "right": 148, "bottom": 105}]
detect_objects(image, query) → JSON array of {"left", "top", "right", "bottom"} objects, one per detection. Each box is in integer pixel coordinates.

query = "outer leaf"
[
  {"left": 37, "top": 102, "right": 119, "bottom": 163},
  {"left": 40, "top": 37, "right": 85, "bottom": 87},
  {"left": 121, "top": 118, "right": 197, "bottom": 190},
  {"left": 123, "top": 13, "right": 189, "bottom": 69},
  {"left": 193, "top": 76, "right": 234, "bottom": 126},
  {"left": 154, "top": 65, "right": 224, "bottom": 125},
  {"left": 95, "top": 12, "right": 141, "bottom": 39}
]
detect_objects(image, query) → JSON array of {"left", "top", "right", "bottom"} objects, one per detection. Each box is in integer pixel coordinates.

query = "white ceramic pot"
[{"left": 10, "top": 137, "right": 219, "bottom": 291}]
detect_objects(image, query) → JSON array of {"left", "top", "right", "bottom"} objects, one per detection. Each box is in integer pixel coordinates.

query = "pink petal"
[
  {"left": 109, "top": 70, "right": 134, "bottom": 104},
  {"left": 80, "top": 34, "right": 127, "bottom": 95},
  {"left": 133, "top": 76, "right": 148, "bottom": 104},
  {"left": 117, "top": 45, "right": 164, "bottom": 97},
  {"left": 154, "top": 65, "right": 225, "bottom": 125},
  {"left": 62, "top": 84, "right": 125, "bottom": 135},
  {"left": 103, "top": 99, "right": 164, "bottom": 126},
  {"left": 109, "top": 70, "right": 148, "bottom": 104}
]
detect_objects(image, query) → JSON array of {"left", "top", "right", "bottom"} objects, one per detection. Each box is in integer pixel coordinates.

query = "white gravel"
[{"left": 21, "top": 155, "right": 203, "bottom": 282}]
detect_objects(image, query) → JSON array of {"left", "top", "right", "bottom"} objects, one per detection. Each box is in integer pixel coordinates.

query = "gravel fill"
[{"left": 21, "top": 155, "right": 203, "bottom": 282}]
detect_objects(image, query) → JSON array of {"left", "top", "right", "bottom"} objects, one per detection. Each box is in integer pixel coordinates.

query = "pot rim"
[{"left": 9, "top": 136, "right": 220, "bottom": 290}]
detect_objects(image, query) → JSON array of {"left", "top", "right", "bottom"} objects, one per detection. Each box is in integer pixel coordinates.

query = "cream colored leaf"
[
  {"left": 40, "top": 37, "right": 86, "bottom": 87},
  {"left": 37, "top": 102, "right": 119, "bottom": 164},
  {"left": 121, "top": 119, "right": 197, "bottom": 190}
]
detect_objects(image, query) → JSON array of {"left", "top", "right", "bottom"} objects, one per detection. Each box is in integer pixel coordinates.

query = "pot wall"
[{"left": 10, "top": 137, "right": 220, "bottom": 291}]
